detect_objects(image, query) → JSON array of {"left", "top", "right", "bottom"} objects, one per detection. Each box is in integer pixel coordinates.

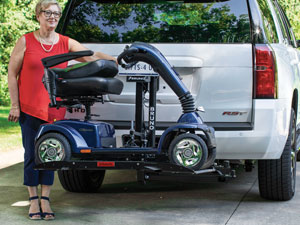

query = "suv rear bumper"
[
  {"left": 215, "top": 99, "right": 291, "bottom": 160},
  {"left": 106, "top": 99, "right": 291, "bottom": 160}
]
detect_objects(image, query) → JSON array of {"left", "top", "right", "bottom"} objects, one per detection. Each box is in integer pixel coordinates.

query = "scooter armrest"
[{"left": 42, "top": 50, "right": 94, "bottom": 68}]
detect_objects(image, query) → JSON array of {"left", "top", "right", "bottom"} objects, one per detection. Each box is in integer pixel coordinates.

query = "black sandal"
[
  {"left": 41, "top": 196, "right": 55, "bottom": 220},
  {"left": 28, "top": 196, "right": 42, "bottom": 220}
]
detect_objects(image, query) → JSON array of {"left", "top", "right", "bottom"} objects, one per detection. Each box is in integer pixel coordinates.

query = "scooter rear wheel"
[
  {"left": 168, "top": 133, "right": 208, "bottom": 170},
  {"left": 35, "top": 132, "right": 71, "bottom": 165}
]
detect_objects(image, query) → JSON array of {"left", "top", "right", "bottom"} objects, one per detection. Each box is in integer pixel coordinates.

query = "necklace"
[{"left": 38, "top": 32, "right": 56, "bottom": 53}]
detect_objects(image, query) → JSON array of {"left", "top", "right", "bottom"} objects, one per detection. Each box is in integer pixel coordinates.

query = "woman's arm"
[
  {"left": 69, "top": 38, "right": 117, "bottom": 64},
  {"left": 7, "top": 36, "right": 26, "bottom": 122}
]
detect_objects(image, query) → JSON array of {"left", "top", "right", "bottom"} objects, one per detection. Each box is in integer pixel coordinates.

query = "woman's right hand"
[{"left": 8, "top": 107, "right": 20, "bottom": 122}]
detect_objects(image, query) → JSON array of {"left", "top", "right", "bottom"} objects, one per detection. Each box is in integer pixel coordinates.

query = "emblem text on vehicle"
[{"left": 222, "top": 111, "right": 247, "bottom": 116}]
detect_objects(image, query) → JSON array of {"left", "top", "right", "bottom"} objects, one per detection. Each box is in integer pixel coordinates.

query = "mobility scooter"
[{"left": 34, "top": 42, "right": 229, "bottom": 192}]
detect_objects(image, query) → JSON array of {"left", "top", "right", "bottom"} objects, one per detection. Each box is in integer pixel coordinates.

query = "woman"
[{"left": 7, "top": 0, "right": 117, "bottom": 220}]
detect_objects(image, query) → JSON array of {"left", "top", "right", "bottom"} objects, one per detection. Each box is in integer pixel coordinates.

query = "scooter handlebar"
[
  {"left": 117, "top": 46, "right": 139, "bottom": 69},
  {"left": 117, "top": 42, "right": 192, "bottom": 110}
]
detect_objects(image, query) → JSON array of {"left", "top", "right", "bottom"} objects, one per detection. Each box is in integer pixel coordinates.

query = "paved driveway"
[{"left": 1, "top": 162, "right": 300, "bottom": 225}]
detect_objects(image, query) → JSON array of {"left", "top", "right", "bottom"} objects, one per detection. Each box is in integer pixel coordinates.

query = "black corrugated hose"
[{"left": 179, "top": 92, "right": 195, "bottom": 113}]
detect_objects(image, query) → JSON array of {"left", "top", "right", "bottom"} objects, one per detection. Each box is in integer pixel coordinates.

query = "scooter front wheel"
[
  {"left": 35, "top": 132, "right": 71, "bottom": 165},
  {"left": 168, "top": 133, "right": 208, "bottom": 170}
]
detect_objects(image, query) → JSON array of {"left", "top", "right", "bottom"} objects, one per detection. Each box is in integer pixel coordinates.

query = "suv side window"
[
  {"left": 256, "top": 0, "right": 279, "bottom": 43},
  {"left": 270, "top": 0, "right": 291, "bottom": 45},
  {"left": 273, "top": 1, "right": 297, "bottom": 48},
  {"left": 62, "top": 0, "right": 251, "bottom": 43}
]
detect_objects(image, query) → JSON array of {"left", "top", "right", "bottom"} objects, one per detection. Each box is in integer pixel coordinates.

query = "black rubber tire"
[
  {"left": 201, "top": 147, "right": 217, "bottom": 169},
  {"left": 35, "top": 132, "right": 71, "bottom": 165},
  {"left": 197, "top": 134, "right": 216, "bottom": 169},
  {"left": 58, "top": 170, "right": 105, "bottom": 193},
  {"left": 168, "top": 133, "right": 208, "bottom": 170},
  {"left": 258, "top": 109, "right": 297, "bottom": 201}
]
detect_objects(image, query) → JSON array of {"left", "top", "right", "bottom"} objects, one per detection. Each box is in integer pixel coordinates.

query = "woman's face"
[{"left": 37, "top": 4, "right": 61, "bottom": 31}]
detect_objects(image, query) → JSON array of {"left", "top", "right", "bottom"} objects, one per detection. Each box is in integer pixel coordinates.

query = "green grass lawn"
[{"left": 0, "top": 106, "right": 22, "bottom": 153}]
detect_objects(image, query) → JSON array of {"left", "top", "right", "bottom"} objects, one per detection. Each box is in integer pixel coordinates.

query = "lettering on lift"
[{"left": 149, "top": 107, "right": 155, "bottom": 130}]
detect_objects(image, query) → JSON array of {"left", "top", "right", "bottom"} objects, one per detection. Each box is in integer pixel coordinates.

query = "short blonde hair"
[{"left": 35, "top": 0, "right": 62, "bottom": 16}]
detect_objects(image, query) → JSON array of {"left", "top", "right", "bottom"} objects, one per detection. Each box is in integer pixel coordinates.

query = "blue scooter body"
[
  {"left": 36, "top": 111, "right": 215, "bottom": 155},
  {"left": 36, "top": 120, "right": 116, "bottom": 153},
  {"left": 35, "top": 42, "right": 216, "bottom": 172}
]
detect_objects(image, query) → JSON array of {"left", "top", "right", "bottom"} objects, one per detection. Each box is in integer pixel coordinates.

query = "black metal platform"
[
  {"left": 35, "top": 160, "right": 194, "bottom": 172},
  {"left": 34, "top": 160, "right": 236, "bottom": 184}
]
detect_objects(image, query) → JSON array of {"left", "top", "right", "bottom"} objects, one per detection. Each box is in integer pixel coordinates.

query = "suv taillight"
[{"left": 254, "top": 44, "right": 277, "bottom": 99}]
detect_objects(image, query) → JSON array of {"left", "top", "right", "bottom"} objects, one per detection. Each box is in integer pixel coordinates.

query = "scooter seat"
[
  {"left": 56, "top": 77, "right": 123, "bottom": 97},
  {"left": 48, "top": 59, "right": 123, "bottom": 97},
  {"left": 52, "top": 59, "right": 118, "bottom": 79}
]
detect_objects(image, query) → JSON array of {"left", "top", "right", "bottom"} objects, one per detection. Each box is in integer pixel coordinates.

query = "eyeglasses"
[{"left": 41, "top": 10, "right": 62, "bottom": 18}]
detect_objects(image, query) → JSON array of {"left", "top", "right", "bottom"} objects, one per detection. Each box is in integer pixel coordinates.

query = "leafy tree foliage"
[
  {"left": 278, "top": 0, "right": 300, "bottom": 39},
  {"left": 0, "top": 0, "right": 67, "bottom": 105}
]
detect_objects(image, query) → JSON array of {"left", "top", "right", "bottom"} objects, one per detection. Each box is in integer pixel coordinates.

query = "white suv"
[{"left": 58, "top": 0, "right": 300, "bottom": 200}]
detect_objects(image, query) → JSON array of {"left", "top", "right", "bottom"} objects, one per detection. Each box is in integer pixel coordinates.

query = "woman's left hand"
[{"left": 69, "top": 38, "right": 118, "bottom": 65}]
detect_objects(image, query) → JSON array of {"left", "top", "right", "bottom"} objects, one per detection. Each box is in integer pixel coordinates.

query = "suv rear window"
[{"left": 62, "top": 0, "right": 251, "bottom": 43}]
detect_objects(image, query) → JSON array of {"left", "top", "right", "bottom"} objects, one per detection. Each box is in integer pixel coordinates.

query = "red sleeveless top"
[{"left": 18, "top": 32, "right": 69, "bottom": 122}]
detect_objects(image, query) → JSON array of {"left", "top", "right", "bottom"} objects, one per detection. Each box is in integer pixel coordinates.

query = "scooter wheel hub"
[
  {"left": 173, "top": 138, "right": 203, "bottom": 167},
  {"left": 38, "top": 138, "right": 64, "bottom": 162},
  {"left": 183, "top": 148, "right": 193, "bottom": 158},
  {"left": 46, "top": 148, "right": 57, "bottom": 157}
]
